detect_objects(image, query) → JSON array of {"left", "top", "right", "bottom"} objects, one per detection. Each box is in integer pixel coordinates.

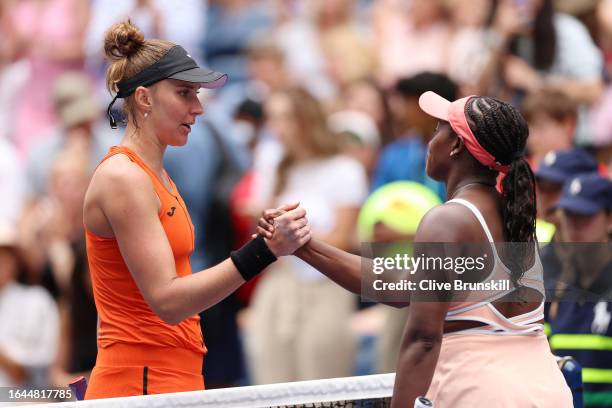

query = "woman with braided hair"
[{"left": 258, "top": 92, "right": 572, "bottom": 406}]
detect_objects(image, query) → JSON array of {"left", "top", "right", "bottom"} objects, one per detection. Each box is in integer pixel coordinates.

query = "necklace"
[{"left": 449, "top": 181, "right": 495, "bottom": 200}]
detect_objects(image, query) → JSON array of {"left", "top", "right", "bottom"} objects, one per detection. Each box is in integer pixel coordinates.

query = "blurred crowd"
[{"left": 1, "top": 0, "right": 612, "bottom": 404}]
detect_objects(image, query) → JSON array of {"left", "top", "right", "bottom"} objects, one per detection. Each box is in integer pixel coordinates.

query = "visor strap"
[{"left": 107, "top": 94, "right": 119, "bottom": 129}]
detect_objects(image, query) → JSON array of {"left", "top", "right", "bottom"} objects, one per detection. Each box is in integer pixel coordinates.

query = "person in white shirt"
[
  {"left": 246, "top": 88, "right": 368, "bottom": 384},
  {"left": 0, "top": 222, "right": 59, "bottom": 388}
]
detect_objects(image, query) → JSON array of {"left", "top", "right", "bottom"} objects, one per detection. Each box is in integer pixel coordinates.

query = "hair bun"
[{"left": 104, "top": 20, "right": 145, "bottom": 61}]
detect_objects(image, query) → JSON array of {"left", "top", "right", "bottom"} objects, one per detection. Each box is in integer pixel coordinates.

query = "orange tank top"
[{"left": 86, "top": 146, "right": 206, "bottom": 356}]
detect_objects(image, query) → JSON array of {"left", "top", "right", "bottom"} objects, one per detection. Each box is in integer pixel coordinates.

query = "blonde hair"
[
  {"left": 103, "top": 20, "right": 174, "bottom": 124},
  {"left": 273, "top": 88, "right": 339, "bottom": 196}
]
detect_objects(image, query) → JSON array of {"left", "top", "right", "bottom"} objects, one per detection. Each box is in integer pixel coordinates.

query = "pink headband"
[{"left": 419, "top": 91, "right": 510, "bottom": 174}]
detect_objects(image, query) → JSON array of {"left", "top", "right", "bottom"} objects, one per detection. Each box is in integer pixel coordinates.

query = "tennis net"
[{"left": 30, "top": 373, "right": 395, "bottom": 408}]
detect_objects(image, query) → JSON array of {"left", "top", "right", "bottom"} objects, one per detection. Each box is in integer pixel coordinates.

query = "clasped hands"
[{"left": 254, "top": 202, "right": 311, "bottom": 257}]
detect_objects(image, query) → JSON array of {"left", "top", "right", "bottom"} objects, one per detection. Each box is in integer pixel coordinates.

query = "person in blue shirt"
[
  {"left": 370, "top": 72, "right": 457, "bottom": 201},
  {"left": 547, "top": 173, "right": 612, "bottom": 408}
]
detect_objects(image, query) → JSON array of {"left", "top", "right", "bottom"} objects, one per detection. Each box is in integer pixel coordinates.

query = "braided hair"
[{"left": 465, "top": 97, "right": 537, "bottom": 284}]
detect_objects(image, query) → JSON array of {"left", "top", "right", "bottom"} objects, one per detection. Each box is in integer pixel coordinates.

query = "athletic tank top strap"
[
  {"left": 447, "top": 197, "right": 545, "bottom": 296},
  {"left": 101, "top": 146, "right": 177, "bottom": 198},
  {"left": 447, "top": 198, "right": 495, "bottom": 243}
]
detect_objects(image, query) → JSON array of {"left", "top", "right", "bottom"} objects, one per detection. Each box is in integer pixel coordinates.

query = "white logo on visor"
[
  {"left": 543, "top": 152, "right": 556, "bottom": 166},
  {"left": 569, "top": 179, "right": 582, "bottom": 196}
]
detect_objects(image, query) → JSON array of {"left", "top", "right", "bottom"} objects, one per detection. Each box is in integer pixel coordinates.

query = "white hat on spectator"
[
  {"left": 328, "top": 110, "right": 381, "bottom": 149},
  {"left": 53, "top": 72, "right": 101, "bottom": 128}
]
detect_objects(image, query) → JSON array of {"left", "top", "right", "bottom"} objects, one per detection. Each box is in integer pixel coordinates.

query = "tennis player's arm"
[
  {"left": 102, "top": 167, "right": 307, "bottom": 325},
  {"left": 391, "top": 301, "right": 447, "bottom": 407},
  {"left": 295, "top": 238, "right": 363, "bottom": 295},
  {"left": 296, "top": 240, "right": 412, "bottom": 308},
  {"left": 390, "top": 207, "right": 458, "bottom": 408}
]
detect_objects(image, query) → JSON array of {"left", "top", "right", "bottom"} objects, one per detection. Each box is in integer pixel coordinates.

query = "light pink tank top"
[{"left": 444, "top": 198, "right": 545, "bottom": 336}]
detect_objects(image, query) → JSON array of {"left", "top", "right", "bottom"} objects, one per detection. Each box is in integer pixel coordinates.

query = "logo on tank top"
[{"left": 167, "top": 207, "right": 176, "bottom": 217}]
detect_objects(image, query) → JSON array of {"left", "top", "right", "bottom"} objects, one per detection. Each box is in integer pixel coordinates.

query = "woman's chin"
[{"left": 169, "top": 135, "right": 188, "bottom": 147}]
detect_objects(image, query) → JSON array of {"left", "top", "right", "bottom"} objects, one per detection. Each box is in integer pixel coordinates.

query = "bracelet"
[{"left": 230, "top": 235, "right": 277, "bottom": 281}]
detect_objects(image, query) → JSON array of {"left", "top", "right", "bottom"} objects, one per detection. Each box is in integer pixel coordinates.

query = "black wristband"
[{"left": 230, "top": 235, "right": 277, "bottom": 281}]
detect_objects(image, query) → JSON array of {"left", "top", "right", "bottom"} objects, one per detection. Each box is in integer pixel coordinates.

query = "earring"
[{"left": 144, "top": 112, "right": 149, "bottom": 118}]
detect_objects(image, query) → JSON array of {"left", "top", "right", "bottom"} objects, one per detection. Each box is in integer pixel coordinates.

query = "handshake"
[{"left": 253, "top": 202, "right": 311, "bottom": 257}]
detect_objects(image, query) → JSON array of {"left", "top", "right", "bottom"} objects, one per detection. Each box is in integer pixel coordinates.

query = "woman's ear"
[
  {"left": 450, "top": 135, "right": 465, "bottom": 158},
  {"left": 133, "top": 86, "right": 153, "bottom": 112}
]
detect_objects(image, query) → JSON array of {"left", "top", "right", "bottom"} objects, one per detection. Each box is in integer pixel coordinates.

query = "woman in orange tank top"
[{"left": 82, "top": 21, "right": 311, "bottom": 400}]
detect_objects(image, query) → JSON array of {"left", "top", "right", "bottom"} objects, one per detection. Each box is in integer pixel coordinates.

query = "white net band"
[{"left": 29, "top": 373, "right": 395, "bottom": 408}]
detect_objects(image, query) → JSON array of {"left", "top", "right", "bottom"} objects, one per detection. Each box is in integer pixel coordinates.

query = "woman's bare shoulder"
[
  {"left": 90, "top": 154, "right": 151, "bottom": 196},
  {"left": 415, "top": 202, "right": 480, "bottom": 243},
  {"left": 86, "top": 154, "right": 156, "bottom": 210}
]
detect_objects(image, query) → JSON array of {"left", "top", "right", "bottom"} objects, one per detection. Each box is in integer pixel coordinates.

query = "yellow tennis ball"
[
  {"left": 358, "top": 181, "right": 442, "bottom": 241},
  {"left": 536, "top": 219, "right": 556, "bottom": 246}
]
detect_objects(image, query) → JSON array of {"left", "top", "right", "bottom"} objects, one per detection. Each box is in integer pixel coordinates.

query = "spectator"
[
  {"left": 370, "top": 72, "right": 457, "bottom": 199},
  {"left": 275, "top": 0, "right": 368, "bottom": 101},
  {"left": 535, "top": 148, "right": 600, "bottom": 232},
  {"left": 86, "top": 0, "right": 206, "bottom": 72},
  {"left": 446, "top": 0, "right": 502, "bottom": 96},
  {"left": 480, "top": 0, "right": 603, "bottom": 144},
  {"left": 49, "top": 238, "right": 97, "bottom": 390},
  {"left": 373, "top": 0, "right": 451, "bottom": 86},
  {"left": 20, "top": 145, "right": 91, "bottom": 291},
  {"left": 587, "top": 0, "right": 612, "bottom": 148},
  {"left": 245, "top": 35, "right": 291, "bottom": 96},
  {"left": 7, "top": 0, "right": 90, "bottom": 156},
  {"left": 230, "top": 98, "right": 268, "bottom": 308},
  {"left": 0, "top": 139, "right": 25, "bottom": 225},
  {"left": 165, "top": 112, "right": 250, "bottom": 388},
  {"left": 598, "top": 0, "right": 612, "bottom": 77},
  {"left": 522, "top": 88, "right": 578, "bottom": 165},
  {"left": 547, "top": 173, "right": 612, "bottom": 408},
  {"left": 339, "top": 79, "right": 395, "bottom": 146},
  {"left": 203, "top": 0, "right": 274, "bottom": 84},
  {"left": 0, "top": 1, "right": 29, "bottom": 143},
  {"left": 317, "top": 4, "right": 374, "bottom": 89},
  {"left": 328, "top": 109, "right": 381, "bottom": 177},
  {"left": 209, "top": 33, "right": 291, "bottom": 128},
  {"left": 247, "top": 88, "right": 367, "bottom": 383},
  {"left": 25, "top": 72, "right": 118, "bottom": 201},
  {"left": 229, "top": 98, "right": 267, "bottom": 249},
  {"left": 238, "top": 37, "right": 292, "bottom": 213},
  {"left": 536, "top": 149, "right": 602, "bottom": 315},
  {"left": 0, "top": 222, "right": 59, "bottom": 388}
]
